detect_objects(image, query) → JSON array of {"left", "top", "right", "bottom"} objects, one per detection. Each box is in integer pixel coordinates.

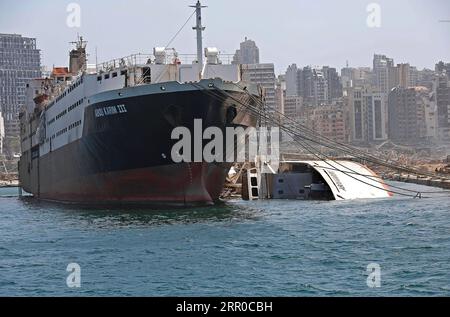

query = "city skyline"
[{"left": 0, "top": 0, "right": 449, "bottom": 74}]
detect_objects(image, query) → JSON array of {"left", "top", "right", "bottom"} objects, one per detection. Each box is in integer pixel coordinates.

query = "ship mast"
[{"left": 190, "top": 1, "right": 206, "bottom": 66}]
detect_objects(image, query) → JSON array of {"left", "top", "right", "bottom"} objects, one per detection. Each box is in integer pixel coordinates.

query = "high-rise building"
[
  {"left": 435, "top": 61, "right": 450, "bottom": 79},
  {"left": 305, "top": 104, "right": 348, "bottom": 143},
  {"left": 290, "top": 66, "right": 341, "bottom": 106},
  {"left": 322, "top": 66, "right": 342, "bottom": 101},
  {"left": 296, "top": 67, "right": 304, "bottom": 97},
  {"left": 388, "top": 87, "right": 433, "bottom": 143},
  {"left": 312, "top": 68, "right": 328, "bottom": 106},
  {"left": 0, "top": 110, "right": 4, "bottom": 154},
  {"left": 241, "top": 63, "right": 276, "bottom": 112},
  {"left": 0, "top": 34, "right": 41, "bottom": 141},
  {"left": 387, "top": 63, "right": 418, "bottom": 88},
  {"left": 433, "top": 74, "right": 450, "bottom": 141},
  {"left": 275, "top": 74, "right": 286, "bottom": 114},
  {"left": 422, "top": 88, "right": 438, "bottom": 141},
  {"left": 341, "top": 66, "right": 354, "bottom": 88},
  {"left": 341, "top": 67, "right": 372, "bottom": 88},
  {"left": 374, "top": 59, "right": 418, "bottom": 91},
  {"left": 285, "top": 64, "right": 299, "bottom": 96},
  {"left": 396, "top": 63, "right": 411, "bottom": 88},
  {"left": 417, "top": 68, "right": 436, "bottom": 90},
  {"left": 373, "top": 54, "right": 394, "bottom": 94},
  {"left": 409, "top": 66, "right": 419, "bottom": 87},
  {"left": 300, "top": 66, "right": 314, "bottom": 104},
  {"left": 232, "top": 37, "right": 260, "bottom": 65},
  {"left": 283, "top": 95, "right": 303, "bottom": 118},
  {"left": 355, "top": 68, "right": 373, "bottom": 88},
  {"left": 388, "top": 65, "right": 399, "bottom": 90},
  {"left": 347, "top": 85, "right": 388, "bottom": 144},
  {"left": 232, "top": 38, "right": 275, "bottom": 113}
]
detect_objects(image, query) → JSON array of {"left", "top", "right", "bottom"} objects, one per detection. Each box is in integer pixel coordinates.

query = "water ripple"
[{"left": 1, "top": 182, "right": 450, "bottom": 296}]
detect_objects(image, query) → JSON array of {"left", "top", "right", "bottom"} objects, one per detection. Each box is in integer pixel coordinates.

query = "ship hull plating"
[{"left": 19, "top": 86, "right": 258, "bottom": 206}]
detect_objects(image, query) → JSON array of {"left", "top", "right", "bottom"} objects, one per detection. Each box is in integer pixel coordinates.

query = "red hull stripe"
[{"left": 38, "top": 162, "right": 228, "bottom": 205}]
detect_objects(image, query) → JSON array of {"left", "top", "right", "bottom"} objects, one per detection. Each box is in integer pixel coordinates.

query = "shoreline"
[
  {"left": 0, "top": 180, "right": 19, "bottom": 188},
  {"left": 383, "top": 173, "right": 450, "bottom": 190}
]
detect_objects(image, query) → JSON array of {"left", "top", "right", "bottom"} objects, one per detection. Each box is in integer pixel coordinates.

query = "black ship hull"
[{"left": 19, "top": 83, "right": 259, "bottom": 206}]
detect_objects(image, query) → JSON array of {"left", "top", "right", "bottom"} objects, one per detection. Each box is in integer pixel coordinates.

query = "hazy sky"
[{"left": 0, "top": 0, "right": 449, "bottom": 74}]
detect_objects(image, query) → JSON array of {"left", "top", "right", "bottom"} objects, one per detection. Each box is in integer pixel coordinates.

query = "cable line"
[{"left": 189, "top": 81, "right": 450, "bottom": 198}]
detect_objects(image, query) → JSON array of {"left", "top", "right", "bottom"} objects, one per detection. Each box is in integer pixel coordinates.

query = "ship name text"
[{"left": 95, "top": 104, "right": 127, "bottom": 118}]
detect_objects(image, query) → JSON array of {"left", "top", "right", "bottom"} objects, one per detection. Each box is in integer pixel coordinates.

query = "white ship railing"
[
  {"left": 96, "top": 53, "right": 153, "bottom": 73},
  {"left": 96, "top": 52, "right": 235, "bottom": 73}
]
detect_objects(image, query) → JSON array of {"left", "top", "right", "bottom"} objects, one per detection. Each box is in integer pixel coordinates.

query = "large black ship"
[{"left": 18, "top": 2, "right": 261, "bottom": 206}]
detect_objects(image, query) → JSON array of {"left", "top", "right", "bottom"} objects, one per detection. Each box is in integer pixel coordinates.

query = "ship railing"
[
  {"left": 177, "top": 53, "right": 235, "bottom": 65},
  {"left": 96, "top": 52, "right": 236, "bottom": 73},
  {"left": 96, "top": 53, "right": 153, "bottom": 73}
]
